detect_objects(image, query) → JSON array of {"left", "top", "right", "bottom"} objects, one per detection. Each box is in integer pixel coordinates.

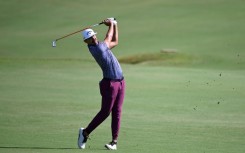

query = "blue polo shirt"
[{"left": 88, "top": 41, "right": 123, "bottom": 80}]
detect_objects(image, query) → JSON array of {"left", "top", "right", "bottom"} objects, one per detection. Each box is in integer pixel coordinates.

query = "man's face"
[{"left": 84, "top": 35, "right": 97, "bottom": 44}]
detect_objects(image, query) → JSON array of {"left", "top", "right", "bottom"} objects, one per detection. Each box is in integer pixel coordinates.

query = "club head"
[{"left": 52, "top": 40, "right": 56, "bottom": 47}]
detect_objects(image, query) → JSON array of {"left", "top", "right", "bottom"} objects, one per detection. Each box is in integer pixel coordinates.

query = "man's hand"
[
  {"left": 103, "top": 18, "right": 117, "bottom": 26},
  {"left": 103, "top": 19, "right": 113, "bottom": 26}
]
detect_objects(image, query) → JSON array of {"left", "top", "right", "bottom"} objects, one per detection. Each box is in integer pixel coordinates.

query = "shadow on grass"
[
  {"left": 0, "top": 146, "right": 77, "bottom": 150},
  {"left": 0, "top": 146, "right": 108, "bottom": 151}
]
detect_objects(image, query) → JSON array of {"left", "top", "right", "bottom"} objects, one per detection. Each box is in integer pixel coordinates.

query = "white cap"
[{"left": 82, "top": 29, "right": 97, "bottom": 40}]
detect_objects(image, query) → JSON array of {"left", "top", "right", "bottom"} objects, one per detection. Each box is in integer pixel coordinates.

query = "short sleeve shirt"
[{"left": 88, "top": 41, "right": 123, "bottom": 79}]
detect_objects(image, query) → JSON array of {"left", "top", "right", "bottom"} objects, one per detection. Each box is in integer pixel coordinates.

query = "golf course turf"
[{"left": 0, "top": 0, "right": 244, "bottom": 153}]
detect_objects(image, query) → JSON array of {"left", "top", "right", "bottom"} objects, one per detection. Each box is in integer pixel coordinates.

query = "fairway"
[{"left": 0, "top": 0, "right": 245, "bottom": 153}]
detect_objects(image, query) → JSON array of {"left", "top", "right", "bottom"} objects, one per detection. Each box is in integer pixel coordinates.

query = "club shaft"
[{"left": 55, "top": 22, "right": 103, "bottom": 41}]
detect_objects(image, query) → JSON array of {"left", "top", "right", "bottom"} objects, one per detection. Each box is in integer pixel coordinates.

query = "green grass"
[
  {"left": 0, "top": 0, "right": 245, "bottom": 153},
  {"left": 0, "top": 60, "right": 244, "bottom": 153}
]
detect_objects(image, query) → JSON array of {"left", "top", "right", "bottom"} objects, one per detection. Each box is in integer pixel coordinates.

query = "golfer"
[{"left": 78, "top": 18, "right": 125, "bottom": 150}]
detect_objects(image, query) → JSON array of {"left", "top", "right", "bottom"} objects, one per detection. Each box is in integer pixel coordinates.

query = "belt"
[{"left": 103, "top": 77, "right": 124, "bottom": 82}]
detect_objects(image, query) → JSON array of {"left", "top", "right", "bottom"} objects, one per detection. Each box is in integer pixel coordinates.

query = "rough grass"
[
  {"left": 118, "top": 51, "right": 199, "bottom": 66},
  {"left": 118, "top": 51, "right": 245, "bottom": 70}
]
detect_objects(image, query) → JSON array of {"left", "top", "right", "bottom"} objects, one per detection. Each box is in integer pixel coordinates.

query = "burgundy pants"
[{"left": 85, "top": 78, "right": 125, "bottom": 140}]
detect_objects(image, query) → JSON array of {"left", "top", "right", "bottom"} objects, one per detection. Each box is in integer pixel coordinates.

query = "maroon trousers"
[{"left": 85, "top": 78, "right": 125, "bottom": 140}]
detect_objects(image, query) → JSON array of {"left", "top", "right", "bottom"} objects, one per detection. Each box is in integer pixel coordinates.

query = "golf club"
[{"left": 52, "top": 18, "right": 116, "bottom": 47}]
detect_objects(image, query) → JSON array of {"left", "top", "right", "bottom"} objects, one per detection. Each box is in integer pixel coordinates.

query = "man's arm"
[
  {"left": 104, "top": 19, "right": 118, "bottom": 49},
  {"left": 111, "top": 23, "right": 118, "bottom": 47}
]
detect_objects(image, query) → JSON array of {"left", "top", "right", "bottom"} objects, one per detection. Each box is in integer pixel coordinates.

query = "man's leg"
[
  {"left": 111, "top": 80, "right": 125, "bottom": 141},
  {"left": 85, "top": 79, "right": 119, "bottom": 135}
]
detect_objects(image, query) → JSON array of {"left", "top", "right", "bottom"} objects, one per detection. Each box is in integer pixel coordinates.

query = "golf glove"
[
  {"left": 107, "top": 17, "right": 117, "bottom": 25},
  {"left": 112, "top": 20, "right": 117, "bottom": 25},
  {"left": 107, "top": 17, "right": 116, "bottom": 21}
]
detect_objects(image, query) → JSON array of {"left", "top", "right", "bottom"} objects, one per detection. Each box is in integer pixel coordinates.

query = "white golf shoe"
[
  {"left": 105, "top": 141, "right": 117, "bottom": 150},
  {"left": 77, "top": 128, "right": 87, "bottom": 149}
]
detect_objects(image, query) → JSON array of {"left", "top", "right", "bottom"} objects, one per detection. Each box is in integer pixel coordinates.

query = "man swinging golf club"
[{"left": 78, "top": 18, "right": 125, "bottom": 150}]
